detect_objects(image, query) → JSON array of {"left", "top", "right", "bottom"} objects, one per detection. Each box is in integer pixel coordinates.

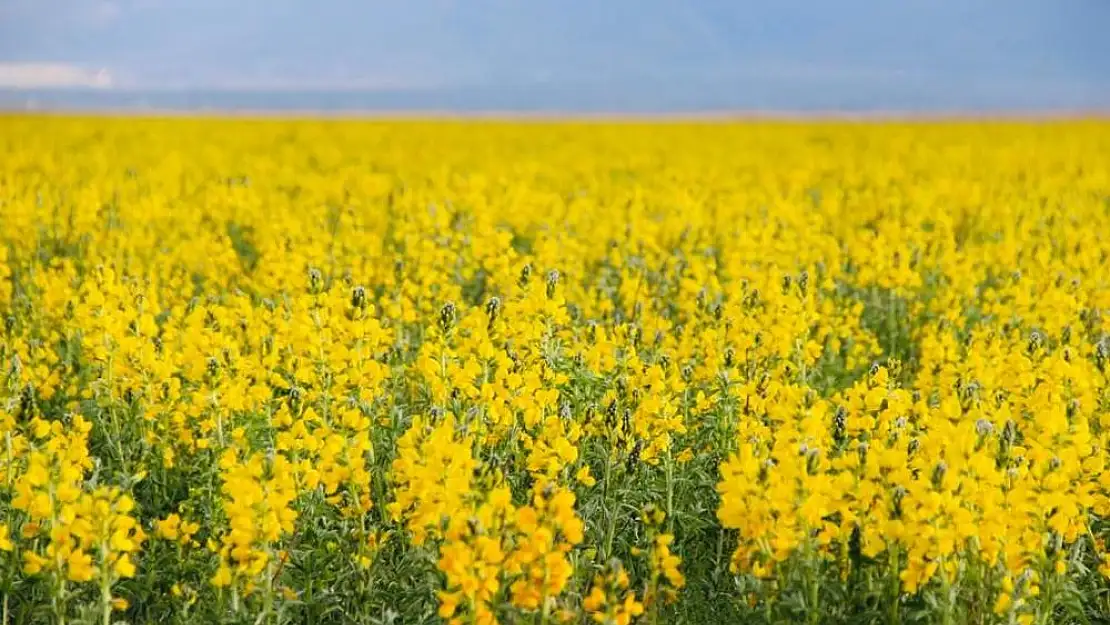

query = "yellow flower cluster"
[
  {"left": 632, "top": 505, "right": 684, "bottom": 610},
  {"left": 5, "top": 412, "right": 143, "bottom": 619},
  {"left": 209, "top": 449, "right": 298, "bottom": 592},
  {"left": 2, "top": 115, "right": 1110, "bottom": 624},
  {"left": 583, "top": 559, "right": 644, "bottom": 625}
]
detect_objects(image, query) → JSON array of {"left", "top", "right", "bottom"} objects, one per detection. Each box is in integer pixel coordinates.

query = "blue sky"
[{"left": 1, "top": 1, "right": 1109, "bottom": 110}]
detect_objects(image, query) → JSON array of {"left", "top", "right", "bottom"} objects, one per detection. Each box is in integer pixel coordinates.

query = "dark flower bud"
[
  {"left": 439, "top": 301, "right": 457, "bottom": 334},
  {"left": 308, "top": 267, "right": 324, "bottom": 293},
  {"left": 485, "top": 296, "right": 501, "bottom": 327},
  {"left": 975, "top": 419, "right": 993, "bottom": 436},
  {"left": 932, "top": 461, "right": 948, "bottom": 488},
  {"left": 351, "top": 285, "right": 368, "bottom": 310},
  {"left": 546, "top": 269, "right": 560, "bottom": 298}
]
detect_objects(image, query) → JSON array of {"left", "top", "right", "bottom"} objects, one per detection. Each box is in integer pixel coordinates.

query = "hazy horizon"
[{"left": 3, "top": 1, "right": 1109, "bottom": 113}]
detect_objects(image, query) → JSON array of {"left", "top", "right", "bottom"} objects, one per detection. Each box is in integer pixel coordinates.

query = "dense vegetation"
[{"left": 2, "top": 117, "right": 1110, "bottom": 624}]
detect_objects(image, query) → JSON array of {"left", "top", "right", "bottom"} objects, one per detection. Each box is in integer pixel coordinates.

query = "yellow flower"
[
  {"left": 993, "top": 592, "right": 1012, "bottom": 615},
  {"left": 438, "top": 590, "right": 461, "bottom": 618},
  {"left": 155, "top": 514, "right": 181, "bottom": 541},
  {"left": 575, "top": 465, "right": 596, "bottom": 486},
  {"left": 23, "top": 551, "right": 47, "bottom": 575},
  {"left": 114, "top": 554, "right": 137, "bottom": 578},
  {"left": 65, "top": 548, "right": 95, "bottom": 582},
  {"left": 211, "top": 565, "right": 232, "bottom": 588},
  {"left": 0, "top": 524, "right": 12, "bottom": 551}
]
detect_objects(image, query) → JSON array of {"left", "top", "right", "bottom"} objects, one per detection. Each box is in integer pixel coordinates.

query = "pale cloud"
[
  {"left": 0, "top": 63, "right": 113, "bottom": 89},
  {"left": 89, "top": 1, "right": 123, "bottom": 24}
]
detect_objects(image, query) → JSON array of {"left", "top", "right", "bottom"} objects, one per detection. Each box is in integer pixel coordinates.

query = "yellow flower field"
[{"left": 1, "top": 115, "right": 1110, "bottom": 624}]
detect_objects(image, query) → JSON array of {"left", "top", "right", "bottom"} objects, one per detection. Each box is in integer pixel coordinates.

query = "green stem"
[
  {"left": 712, "top": 528, "right": 724, "bottom": 583},
  {"left": 538, "top": 579, "right": 551, "bottom": 625},
  {"left": 888, "top": 548, "right": 901, "bottom": 625},
  {"left": 5, "top": 431, "right": 12, "bottom": 491},
  {"left": 49, "top": 486, "right": 67, "bottom": 625},
  {"left": 100, "top": 546, "right": 112, "bottom": 625},
  {"left": 938, "top": 559, "right": 955, "bottom": 625},
  {"left": 602, "top": 451, "right": 617, "bottom": 560},
  {"left": 806, "top": 541, "right": 820, "bottom": 625},
  {"left": 664, "top": 448, "right": 675, "bottom": 537},
  {"left": 106, "top": 352, "right": 128, "bottom": 473}
]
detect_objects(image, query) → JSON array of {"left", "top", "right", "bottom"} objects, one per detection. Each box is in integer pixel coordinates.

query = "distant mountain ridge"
[{"left": 3, "top": 83, "right": 1109, "bottom": 115}]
